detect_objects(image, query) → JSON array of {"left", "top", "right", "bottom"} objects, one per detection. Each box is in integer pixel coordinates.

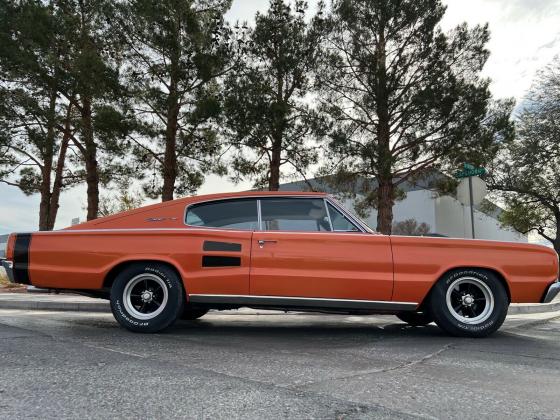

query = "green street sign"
[{"left": 454, "top": 163, "right": 486, "bottom": 179}]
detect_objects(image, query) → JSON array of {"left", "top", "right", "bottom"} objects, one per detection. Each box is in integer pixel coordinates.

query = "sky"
[{"left": 1, "top": 0, "right": 559, "bottom": 234}]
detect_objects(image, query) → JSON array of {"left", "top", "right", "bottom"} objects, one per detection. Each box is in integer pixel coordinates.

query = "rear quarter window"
[{"left": 185, "top": 199, "right": 259, "bottom": 230}]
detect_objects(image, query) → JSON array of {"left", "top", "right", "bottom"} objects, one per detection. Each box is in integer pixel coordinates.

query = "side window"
[
  {"left": 261, "top": 199, "right": 331, "bottom": 232},
  {"left": 327, "top": 202, "right": 360, "bottom": 232},
  {"left": 186, "top": 199, "right": 258, "bottom": 230}
]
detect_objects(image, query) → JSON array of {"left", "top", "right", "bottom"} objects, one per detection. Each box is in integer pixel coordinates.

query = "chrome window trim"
[
  {"left": 259, "top": 196, "right": 331, "bottom": 233},
  {"left": 325, "top": 197, "right": 372, "bottom": 233},
  {"left": 257, "top": 199, "right": 263, "bottom": 231},
  {"left": 182, "top": 194, "right": 371, "bottom": 234},
  {"left": 183, "top": 196, "right": 262, "bottom": 231},
  {"left": 324, "top": 198, "right": 364, "bottom": 233},
  {"left": 323, "top": 198, "right": 334, "bottom": 231}
]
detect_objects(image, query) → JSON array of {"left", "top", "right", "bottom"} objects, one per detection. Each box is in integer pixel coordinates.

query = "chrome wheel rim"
[
  {"left": 123, "top": 274, "right": 168, "bottom": 320},
  {"left": 446, "top": 277, "right": 494, "bottom": 324}
]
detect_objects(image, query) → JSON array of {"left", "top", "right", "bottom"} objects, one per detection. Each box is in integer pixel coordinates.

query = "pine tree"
[
  {"left": 489, "top": 58, "right": 560, "bottom": 254},
  {"left": 53, "top": 0, "right": 124, "bottom": 221},
  {"left": 222, "top": 0, "right": 327, "bottom": 190},
  {"left": 0, "top": 0, "right": 77, "bottom": 230},
  {"left": 113, "top": 0, "right": 233, "bottom": 201},
  {"left": 318, "top": 0, "right": 497, "bottom": 234}
]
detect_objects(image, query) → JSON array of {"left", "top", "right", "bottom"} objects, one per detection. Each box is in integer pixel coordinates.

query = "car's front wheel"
[
  {"left": 110, "top": 262, "right": 184, "bottom": 333},
  {"left": 428, "top": 269, "right": 509, "bottom": 337}
]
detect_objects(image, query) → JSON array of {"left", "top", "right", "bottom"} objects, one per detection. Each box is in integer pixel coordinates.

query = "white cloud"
[{"left": 442, "top": 0, "right": 560, "bottom": 99}]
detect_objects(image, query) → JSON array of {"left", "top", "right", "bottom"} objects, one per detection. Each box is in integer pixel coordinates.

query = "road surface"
[{"left": 1, "top": 309, "right": 559, "bottom": 419}]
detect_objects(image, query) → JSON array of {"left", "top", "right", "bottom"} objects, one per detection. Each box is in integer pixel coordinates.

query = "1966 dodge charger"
[{"left": 1, "top": 191, "right": 559, "bottom": 337}]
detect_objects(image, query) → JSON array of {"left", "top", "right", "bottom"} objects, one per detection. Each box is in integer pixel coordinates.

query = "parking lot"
[{"left": 1, "top": 309, "right": 559, "bottom": 419}]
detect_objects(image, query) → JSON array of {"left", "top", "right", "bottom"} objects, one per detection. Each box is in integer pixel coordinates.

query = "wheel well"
[
  {"left": 422, "top": 266, "right": 512, "bottom": 306},
  {"left": 103, "top": 260, "right": 185, "bottom": 293}
]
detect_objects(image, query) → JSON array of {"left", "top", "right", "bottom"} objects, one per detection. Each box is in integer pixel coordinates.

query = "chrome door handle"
[{"left": 258, "top": 239, "right": 277, "bottom": 248}]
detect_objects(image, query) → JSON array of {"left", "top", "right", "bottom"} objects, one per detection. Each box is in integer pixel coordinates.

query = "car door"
[
  {"left": 184, "top": 198, "right": 257, "bottom": 295},
  {"left": 250, "top": 197, "right": 394, "bottom": 301}
]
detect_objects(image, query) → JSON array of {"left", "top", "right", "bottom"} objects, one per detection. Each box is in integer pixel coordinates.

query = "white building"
[{"left": 279, "top": 175, "right": 527, "bottom": 243}]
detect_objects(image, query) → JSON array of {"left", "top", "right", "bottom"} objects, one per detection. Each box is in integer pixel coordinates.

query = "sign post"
[{"left": 454, "top": 163, "right": 487, "bottom": 239}]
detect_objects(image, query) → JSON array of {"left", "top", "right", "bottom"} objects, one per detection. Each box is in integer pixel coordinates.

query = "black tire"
[
  {"left": 396, "top": 311, "right": 433, "bottom": 326},
  {"left": 428, "top": 268, "right": 509, "bottom": 338},
  {"left": 110, "top": 262, "right": 185, "bottom": 333},
  {"left": 181, "top": 307, "right": 209, "bottom": 320}
]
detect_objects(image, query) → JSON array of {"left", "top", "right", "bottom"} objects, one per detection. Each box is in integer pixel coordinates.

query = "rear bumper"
[
  {"left": 542, "top": 280, "right": 560, "bottom": 303},
  {"left": 1, "top": 259, "right": 15, "bottom": 283}
]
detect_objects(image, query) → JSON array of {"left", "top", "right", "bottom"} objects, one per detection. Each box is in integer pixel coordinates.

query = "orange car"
[{"left": 2, "top": 191, "right": 559, "bottom": 337}]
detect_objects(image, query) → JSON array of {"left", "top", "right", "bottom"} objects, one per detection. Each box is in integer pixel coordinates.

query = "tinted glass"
[
  {"left": 327, "top": 202, "right": 360, "bottom": 231},
  {"left": 261, "top": 198, "right": 331, "bottom": 232},
  {"left": 186, "top": 199, "right": 258, "bottom": 230}
]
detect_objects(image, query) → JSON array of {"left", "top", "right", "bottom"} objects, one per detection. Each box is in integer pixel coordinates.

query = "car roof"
[
  {"left": 64, "top": 190, "right": 329, "bottom": 230},
  {"left": 183, "top": 190, "right": 328, "bottom": 204}
]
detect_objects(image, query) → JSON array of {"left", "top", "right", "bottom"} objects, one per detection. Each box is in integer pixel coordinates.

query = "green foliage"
[
  {"left": 392, "top": 219, "right": 431, "bottom": 236},
  {"left": 222, "top": 0, "right": 327, "bottom": 190},
  {"left": 113, "top": 0, "right": 233, "bottom": 199},
  {"left": 317, "top": 0, "right": 504, "bottom": 232},
  {"left": 98, "top": 186, "right": 145, "bottom": 217},
  {"left": 489, "top": 57, "right": 560, "bottom": 252}
]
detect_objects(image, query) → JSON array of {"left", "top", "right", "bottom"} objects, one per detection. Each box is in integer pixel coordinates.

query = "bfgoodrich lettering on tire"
[
  {"left": 428, "top": 269, "right": 509, "bottom": 337},
  {"left": 110, "top": 262, "right": 184, "bottom": 333}
]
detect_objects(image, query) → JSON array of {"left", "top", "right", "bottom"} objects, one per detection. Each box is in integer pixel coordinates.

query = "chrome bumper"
[
  {"left": 1, "top": 259, "right": 15, "bottom": 283},
  {"left": 542, "top": 280, "right": 560, "bottom": 303}
]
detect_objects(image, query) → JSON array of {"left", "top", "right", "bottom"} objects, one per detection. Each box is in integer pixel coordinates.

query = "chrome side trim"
[{"left": 188, "top": 294, "right": 418, "bottom": 311}]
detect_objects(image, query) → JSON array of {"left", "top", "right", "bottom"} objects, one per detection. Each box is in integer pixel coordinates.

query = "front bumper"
[
  {"left": 1, "top": 259, "right": 15, "bottom": 283},
  {"left": 542, "top": 280, "right": 560, "bottom": 303}
]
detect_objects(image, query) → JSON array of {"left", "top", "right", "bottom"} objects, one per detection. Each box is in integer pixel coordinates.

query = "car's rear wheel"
[
  {"left": 110, "top": 262, "right": 184, "bottom": 333},
  {"left": 181, "top": 307, "right": 209, "bottom": 320},
  {"left": 396, "top": 311, "right": 433, "bottom": 326},
  {"left": 428, "top": 269, "right": 509, "bottom": 337}
]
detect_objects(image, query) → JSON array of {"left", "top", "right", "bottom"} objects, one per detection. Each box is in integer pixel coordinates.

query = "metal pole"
[{"left": 468, "top": 176, "right": 475, "bottom": 239}]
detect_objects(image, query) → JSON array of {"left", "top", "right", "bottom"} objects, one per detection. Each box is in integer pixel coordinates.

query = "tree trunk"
[
  {"left": 374, "top": 23, "right": 394, "bottom": 235},
  {"left": 162, "top": 42, "right": 180, "bottom": 202},
  {"left": 38, "top": 89, "right": 57, "bottom": 231},
  {"left": 269, "top": 141, "right": 282, "bottom": 191},
  {"left": 47, "top": 106, "right": 72, "bottom": 230},
  {"left": 38, "top": 171, "right": 52, "bottom": 231},
  {"left": 554, "top": 215, "right": 560, "bottom": 257},
  {"left": 553, "top": 239, "right": 560, "bottom": 257},
  {"left": 376, "top": 179, "right": 394, "bottom": 234},
  {"left": 81, "top": 97, "right": 99, "bottom": 221},
  {"left": 162, "top": 99, "right": 179, "bottom": 201}
]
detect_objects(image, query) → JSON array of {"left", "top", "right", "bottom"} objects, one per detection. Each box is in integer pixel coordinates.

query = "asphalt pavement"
[{"left": 1, "top": 309, "right": 559, "bottom": 419}]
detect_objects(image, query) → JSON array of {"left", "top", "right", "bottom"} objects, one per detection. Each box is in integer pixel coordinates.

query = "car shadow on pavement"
[{"left": 170, "top": 317, "right": 449, "bottom": 340}]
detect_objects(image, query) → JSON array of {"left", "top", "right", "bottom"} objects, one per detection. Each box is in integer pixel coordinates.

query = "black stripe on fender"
[
  {"left": 202, "top": 255, "right": 241, "bottom": 267},
  {"left": 13, "top": 233, "right": 32, "bottom": 285},
  {"left": 203, "top": 241, "right": 242, "bottom": 252}
]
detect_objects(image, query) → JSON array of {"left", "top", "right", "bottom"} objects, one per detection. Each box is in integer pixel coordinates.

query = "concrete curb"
[
  {"left": 0, "top": 299, "right": 110, "bottom": 312},
  {"left": 508, "top": 300, "right": 560, "bottom": 315},
  {"left": 0, "top": 293, "right": 559, "bottom": 315}
]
